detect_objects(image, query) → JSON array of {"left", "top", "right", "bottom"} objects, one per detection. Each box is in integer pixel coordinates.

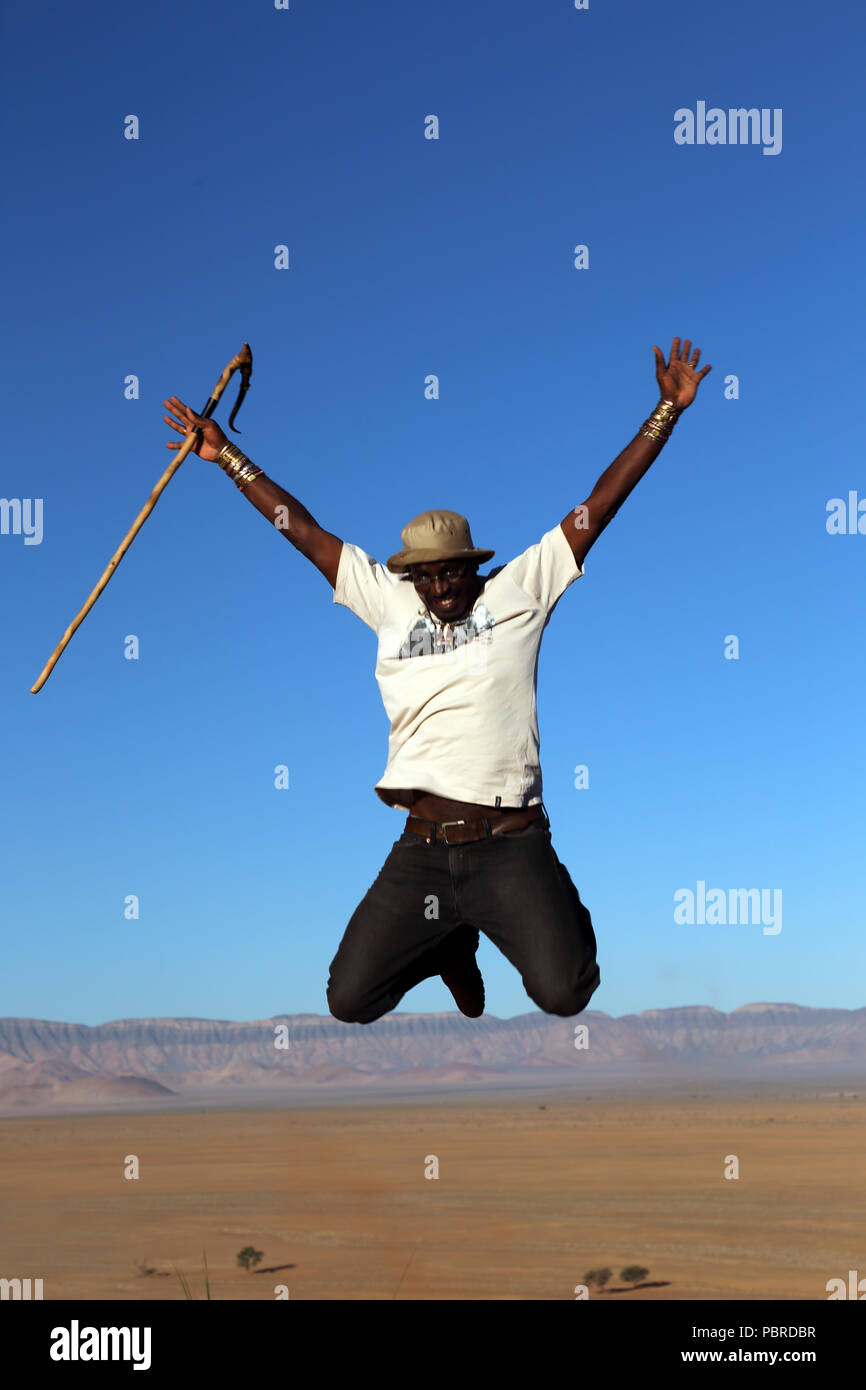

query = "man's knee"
[
  {"left": 528, "top": 962, "right": 600, "bottom": 1018},
  {"left": 328, "top": 1002, "right": 377, "bottom": 1025},
  {"left": 532, "top": 991, "right": 589, "bottom": 1018},
  {"left": 326, "top": 980, "right": 385, "bottom": 1025}
]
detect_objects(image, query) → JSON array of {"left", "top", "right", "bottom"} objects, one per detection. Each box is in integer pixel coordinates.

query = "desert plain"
[{"left": 0, "top": 1077, "right": 863, "bottom": 1301}]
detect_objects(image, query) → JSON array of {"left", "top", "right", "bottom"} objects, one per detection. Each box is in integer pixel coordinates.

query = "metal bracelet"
[
  {"left": 235, "top": 464, "right": 264, "bottom": 492},
  {"left": 640, "top": 398, "right": 682, "bottom": 441},
  {"left": 216, "top": 440, "right": 248, "bottom": 477}
]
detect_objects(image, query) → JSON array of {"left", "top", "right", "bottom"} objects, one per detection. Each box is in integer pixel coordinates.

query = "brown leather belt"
[{"left": 405, "top": 804, "right": 546, "bottom": 845}]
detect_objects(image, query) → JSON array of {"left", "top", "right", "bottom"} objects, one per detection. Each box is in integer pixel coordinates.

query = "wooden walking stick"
[{"left": 30, "top": 342, "right": 253, "bottom": 693}]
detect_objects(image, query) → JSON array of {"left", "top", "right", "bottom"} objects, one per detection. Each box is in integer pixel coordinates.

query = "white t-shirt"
[{"left": 333, "top": 523, "right": 584, "bottom": 811}]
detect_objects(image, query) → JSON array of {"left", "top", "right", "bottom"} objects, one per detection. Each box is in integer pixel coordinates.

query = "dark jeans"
[{"left": 327, "top": 817, "right": 600, "bottom": 1023}]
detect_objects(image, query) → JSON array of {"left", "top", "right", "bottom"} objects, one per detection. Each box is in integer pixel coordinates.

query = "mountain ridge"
[{"left": 0, "top": 1003, "right": 863, "bottom": 1109}]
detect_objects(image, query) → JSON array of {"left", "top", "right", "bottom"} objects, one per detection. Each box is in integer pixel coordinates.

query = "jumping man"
[{"left": 164, "top": 336, "right": 711, "bottom": 1022}]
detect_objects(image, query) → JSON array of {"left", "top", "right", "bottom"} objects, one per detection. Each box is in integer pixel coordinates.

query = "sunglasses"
[{"left": 410, "top": 565, "right": 471, "bottom": 588}]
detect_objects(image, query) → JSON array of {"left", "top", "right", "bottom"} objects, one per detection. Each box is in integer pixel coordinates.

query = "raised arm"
[
  {"left": 225, "top": 464, "right": 344, "bottom": 588},
  {"left": 560, "top": 337, "right": 712, "bottom": 567},
  {"left": 164, "top": 398, "right": 343, "bottom": 588}
]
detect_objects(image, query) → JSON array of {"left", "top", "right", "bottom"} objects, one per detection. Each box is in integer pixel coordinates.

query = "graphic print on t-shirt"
[{"left": 397, "top": 602, "right": 496, "bottom": 659}]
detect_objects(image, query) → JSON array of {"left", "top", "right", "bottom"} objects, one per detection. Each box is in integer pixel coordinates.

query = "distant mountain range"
[{"left": 0, "top": 1004, "right": 863, "bottom": 1109}]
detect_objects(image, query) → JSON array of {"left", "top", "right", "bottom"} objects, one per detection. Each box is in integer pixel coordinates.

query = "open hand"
[
  {"left": 163, "top": 397, "right": 228, "bottom": 463},
  {"left": 652, "top": 337, "right": 712, "bottom": 409}
]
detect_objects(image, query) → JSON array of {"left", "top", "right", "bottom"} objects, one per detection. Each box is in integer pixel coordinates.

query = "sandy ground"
[{"left": 0, "top": 1081, "right": 862, "bottom": 1300}]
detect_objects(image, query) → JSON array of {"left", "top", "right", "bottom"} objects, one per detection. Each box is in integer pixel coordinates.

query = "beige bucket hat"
[{"left": 386, "top": 509, "right": 494, "bottom": 573}]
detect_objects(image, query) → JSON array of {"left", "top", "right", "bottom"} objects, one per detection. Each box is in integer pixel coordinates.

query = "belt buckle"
[{"left": 439, "top": 818, "right": 466, "bottom": 846}]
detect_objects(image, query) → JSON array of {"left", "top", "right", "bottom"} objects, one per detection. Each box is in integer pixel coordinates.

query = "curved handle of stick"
[{"left": 30, "top": 342, "right": 253, "bottom": 693}]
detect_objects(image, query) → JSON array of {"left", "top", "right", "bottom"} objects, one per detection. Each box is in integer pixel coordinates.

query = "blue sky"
[{"left": 2, "top": 0, "right": 863, "bottom": 1026}]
